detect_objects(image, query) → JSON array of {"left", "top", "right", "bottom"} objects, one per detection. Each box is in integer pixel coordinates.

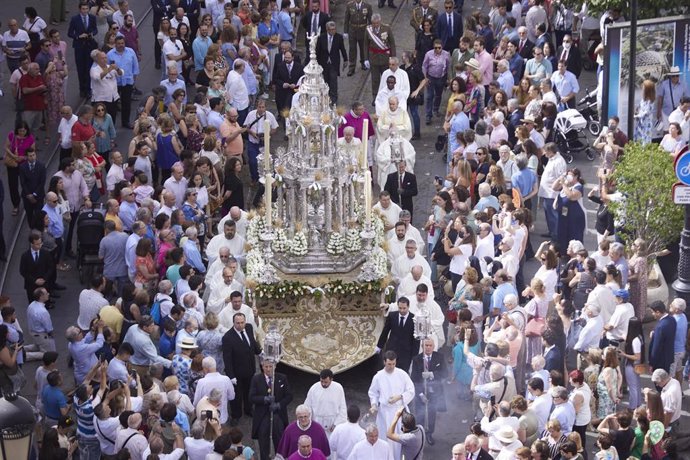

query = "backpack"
[{"left": 150, "top": 299, "right": 162, "bottom": 325}]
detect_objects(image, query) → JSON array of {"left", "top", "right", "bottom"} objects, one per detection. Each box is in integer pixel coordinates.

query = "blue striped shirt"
[{"left": 74, "top": 394, "right": 102, "bottom": 438}]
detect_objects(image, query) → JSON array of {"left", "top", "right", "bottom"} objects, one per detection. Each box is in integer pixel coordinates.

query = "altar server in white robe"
[
  {"left": 207, "top": 267, "right": 245, "bottom": 314},
  {"left": 330, "top": 405, "right": 366, "bottom": 460},
  {"left": 218, "top": 290, "right": 257, "bottom": 333},
  {"left": 216, "top": 207, "right": 249, "bottom": 238},
  {"left": 385, "top": 210, "right": 424, "bottom": 250},
  {"left": 397, "top": 265, "right": 434, "bottom": 301},
  {"left": 367, "top": 351, "right": 415, "bottom": 460},
  {"left": 391, "top": 240, "right": 431, "bottom": 282},
  {"left": 304, "top": 369, "right": 348, "bottom": 435},
  {"left": 387, "top": 283, "right": 445, "bottom": 349},
  {"left": 347, "top": 424, "right": 394, "bottom": 460},
  {"left": 387, "top": 222, "right": 421, "bottom": 263},
  {"left": 372, "top": 191, "right": 403, "bottom": 232},
  {"left": 205, "top": 219, "right": 246, "bottom": 265},
  {"left": 204, "top": 251, "right": 245, "bottom": 303}
]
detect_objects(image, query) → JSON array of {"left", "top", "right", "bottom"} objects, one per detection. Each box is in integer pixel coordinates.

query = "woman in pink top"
[
  {"left": 157, "top": 228, "right": 177, "bottom": 278},
  {"left": 4, "top": 121, "right": 35, "bottom": 215}
]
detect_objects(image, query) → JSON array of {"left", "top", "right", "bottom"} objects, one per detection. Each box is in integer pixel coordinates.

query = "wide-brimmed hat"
[
  {"left": 667, "top": 66, "right": 681, "bottom": 76},
  {"left": 495, "top": 426, "right": 518, "bottom": 443},
  {"left": 465, "top": 58, "right": 480, "bottom": 70},
  {"left": 180, "top": 337, "right": 197, "bottom": 349},
  {"left": 648, "top": 420, "right": 665, "bottom": 445},
  {"left": 520, "top": 115, "right": 536, "bottom": 124}
]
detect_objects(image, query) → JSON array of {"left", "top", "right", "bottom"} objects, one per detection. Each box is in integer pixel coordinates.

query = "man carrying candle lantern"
[{"left": 244, "top": 100, "right": 279, "bottom": 185}]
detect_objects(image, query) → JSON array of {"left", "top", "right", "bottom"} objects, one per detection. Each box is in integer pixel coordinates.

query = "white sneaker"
[
  {"left": 261, "top": 93, "right": 269, "bottom": 99},
  {"left": 0, "top": 89, "right": 4, "bottom": 97}
]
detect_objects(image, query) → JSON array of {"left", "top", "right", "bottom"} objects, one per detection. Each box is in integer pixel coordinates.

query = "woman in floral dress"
[
  {"left": 196, "top": 312, "right": 226, "bottom": 374},
  {"left": 596, "top": 348, "right": 621, "bottom": 420},
  {"left": 634, "top": 80, "right": 656, "bottom": 144},
  {"left": 628, "top": 239, "right": 649, "bottom": 320}
]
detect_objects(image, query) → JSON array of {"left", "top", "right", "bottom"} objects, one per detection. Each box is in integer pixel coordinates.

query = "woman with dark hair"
[
  {"left": 402, "top": 50, "right": 426, "bottom": 141},
  {"left": 222, "top": 157, "right": 244, "bottom": 212},
  {"left": 415, "top": 19, "right": 436, "bottom": 63},
  {"left": 552, "top": 168, "right": 586, "bottom": 253},
  {"left": 597, "top": 409, "right": 635, "bottom": 460},
  {"left": 453, "top": 318, "right": 480, "bottom": 400},
  {"left": 596, "top": 347, "right": 621, "bottom": 419},
  {"left": 24, "top": 7, "right": 47, "bottom": 60},
  {"left": 445, "top": 77, "right": 467, "bottom": 121},
  {"left": 631, "top": 407, "right": 650, "bottom": 459},
  {"left": 134, "top": 238, "right": 157, "bottom": 292},
  {"left": 177, "top": 23, "right": 193, "bottom": 83},
  {"left": 425, "top": 191, "right": 453, "bottom": 262},
  {"left": 621, "top": 317, "right": 645, "bottom": 409},
  {"left": 4, "top": 121, "right": 34, "bottom": 215},
  {"left": 541, "top": 101, "right": 558, "bottom": 143},
  {"left": 39, "top": 427, "right": 73, "bottom": 460},
  {"left": 444, "top": 219, "right": 477, "bottom": 291},
  {"left": 570, "top": 257, "right": 597, "bottom": 311}
]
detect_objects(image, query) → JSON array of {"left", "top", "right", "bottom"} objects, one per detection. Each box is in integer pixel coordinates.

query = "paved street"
[{"left": 1, "top": 0, "right": 689, "bottom": 458}]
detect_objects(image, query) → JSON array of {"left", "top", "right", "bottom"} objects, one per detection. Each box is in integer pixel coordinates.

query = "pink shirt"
[{"left": 476, "top": 50, "right": 493, "bottom": 86}]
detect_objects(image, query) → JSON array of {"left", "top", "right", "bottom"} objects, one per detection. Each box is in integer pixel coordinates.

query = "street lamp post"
[
  {"left": 412, "top": 304, "right": 432, "bottom": 434},
  {"left": 0, "top": 390, "right": 36, "bottom": 460},
  {"left": 673, "top": 146, "right": 690, "bottom": 302},
  {"left": 263, "top": 324, "right": 284, "bottom": 459},
  {"left": 626, "top": 0, "right": 639, "bottom": 141}
]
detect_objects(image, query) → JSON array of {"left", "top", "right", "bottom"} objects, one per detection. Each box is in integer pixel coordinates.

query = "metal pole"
[
  {"left": 626, "top": 0, "right": 638, "bottom": 141},
  {"left": 672, "top": 204, "right": 690, "bottom": 302},
  {"left": 269, "top": 365, "right": 276, "bottom": 458}
]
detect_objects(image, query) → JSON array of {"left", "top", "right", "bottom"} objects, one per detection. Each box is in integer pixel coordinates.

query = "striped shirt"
[{"left": 74, "top": 394, "right": 102, "bottom": 439}]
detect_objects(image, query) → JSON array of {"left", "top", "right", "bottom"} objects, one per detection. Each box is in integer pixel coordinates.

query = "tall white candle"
[
  {"left": 361, "top": 119, "right": 369, "bottom": 171},
  {"left": 364, "top": 170, "right": 372, "bottom": 228},
  {"left": 265, "top": 175, "right": 272, "bottom": 230},
  {"left": 263, "top": 119, "right": 271, "bottom": 173}
]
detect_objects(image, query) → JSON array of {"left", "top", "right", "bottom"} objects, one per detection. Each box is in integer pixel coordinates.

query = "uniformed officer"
[
  {"left": 410, "top": 0, "right": 438, "bottom": 34},
  {"left": 364, "top": 13, "right": 396, "bottom": 101},
  {"left": 344, "top": 0, "right": 373, "bottom": 76}
]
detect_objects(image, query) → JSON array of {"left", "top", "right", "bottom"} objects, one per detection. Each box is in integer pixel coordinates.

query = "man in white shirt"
[
  {"left": 527, "top": 376, "right": 551, "bottom": 433},
  {"left": 540, "top": 79, "right": 558, "bottom": 105},
  {"left": 347, "top": 424, "right": 394, "bottom": 460},
  {"left": 496, "top": 59, "right": 513, "bottom": 97},
  {"left": 586, "top": 270, "right": 617, "bottom": 324},
  {"left": 329, "top": 405, "right": 366, "bottom": 460},
  {"left": 112, "top": 0, "right": 136, "bottom": 27},
  {"left": 573, "top": 304, "right": 604, "bottom": 354},
  {"left": 668, "top": 96, "right": 690, "bottom": 143},
  {"left": 106, "top": 151, "right": 125, "bottom": 193},
  {"left": 94, "top": 396, "right": 123, "bottom": 457},
  {"left": 193, "top": 356, "right": 235, "bottom": 424},
  {"left": 649, "top": 369, "right": 682, "bottom": 431},
  {"left": 114, "top": 413, "right": 149, "bottom": 460},
  {"left": 225, "top": 60, "right": 250, "bottom": 122},
  {"left": 549, "top": 386, "right": 575, "bottom": 436},
  {"left": 391, "top": 240, "right": 431, "bottom": 282},
  {"left": 162, "top": 28, "right": 187, "bottom": 74},
  {"left": 480, "top": 401, "right": 520, "bottom": 456},
  {"left": 538, "top": 143, "right": 566, "bottom": 239},
  {"left": 305, "top": 369, "right": 348, "bottom": 434},
  {"left": 604, "top": 289, "right": 634, "bottom": 345},
  {"left": 474, "top": 223, "right": 494, "bottom": 277},
  {"left": 170, "top": 7, "right": 190, "bottom": 30},
  {"left": 57, "top": 106, "right": 78, "bottom": 160},
  {"left": 163, "top": 165, "right": 189, "bottom": 208}
]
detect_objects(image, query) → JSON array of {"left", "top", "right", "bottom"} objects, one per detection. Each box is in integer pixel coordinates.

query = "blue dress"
[
  {"left": 634, "top": 99, "right": 655, "bottom": 144},
  {"left": 156, "top": 132, "right": 178, "bottom": 170},
  {"left": 556, "top": 183, "right": 585, "bottom": 250},
  {"left": 453, "top": 341, "right": 480, "bottom": 386}
]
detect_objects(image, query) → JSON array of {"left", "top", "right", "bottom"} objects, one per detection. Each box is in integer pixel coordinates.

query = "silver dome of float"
[{"left": 256, "top": 31, "right": 376, "bottom": 274}]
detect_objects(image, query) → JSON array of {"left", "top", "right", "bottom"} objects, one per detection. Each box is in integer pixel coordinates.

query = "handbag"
[
  {"left": 633, "top": 363, "right": 647, "bottom": 375},
  {"left": 525, "top": 306, "right": 546, "bottom": 337},
  {"left": 446, "top": 308, "right": 458, "bottom": 324}
]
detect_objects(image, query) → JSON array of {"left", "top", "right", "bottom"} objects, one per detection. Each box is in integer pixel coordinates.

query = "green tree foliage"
[
  {"left": 560, "top": 0, "right": 688, "bottom": 20},
  {"left": 609, "top": 142, "right": 683, "bottom": 256}
]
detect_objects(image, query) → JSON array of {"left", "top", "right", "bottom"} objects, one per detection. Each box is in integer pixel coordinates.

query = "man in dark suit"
[
  {"left": 435, "top": 0, "right": 462, "bottom": 52},
  {"left": 383, "top": 161, "right": 418, "bottom": 219},
  {"left": 222, "top": 312, "right": 262, "bottom": 425},
  {"left": 67, "top": 1, "right": 99, "bottom": 98},
  {"left": 410, "top": 337, "right": 447, "bottom": 445},
  {"left": 19, "top": 230, "right": 56, "bottom": 302},
  {"left": 316, "top": 22, "right": 348, "bottom": 104},
  {"left": 507, "top": 99, "right": 524, "bottom": 145},
  {"left": 556, "top": 34, "right": 582, "bottom": 77},
  {"left": 301, "top": 0, "right": 330, "bottom": 56},
  {"left": 464, "top": 432, "right": 493, "bottom": 460},
  {"left": 273, "top": 50, "right": 304, "bottom": 121},
  {"left": 18, "top": 147, "right": 46, "bottom": 228},
  {"left": 516, "top": 26, "right": 534, "bottom": 59},
  {"left": 649, "top": 301, "right": 676, "bottom": 373},
  {"left": 376, "top": 297, "right": 419, "bottom": 372},
  {"left": 177, "top": 0, "right": 200, "bottom": 36},
  {"left": 249, "top": 360, "right": 294, "bottom": 460},
  {"left": 542, "top": 329, "right": 563, "bottom": 372},
  {"left": 534, "top": 23, "right": 552, "bottom": 52}
]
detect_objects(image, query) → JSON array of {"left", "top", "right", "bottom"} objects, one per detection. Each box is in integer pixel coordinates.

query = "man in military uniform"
[
  {"left": 410, "top": 0, "right": 438, "bottom": 35},
  {"left": 364, "top": 14, "right": 396, "bottom": 101},
  {"left": 344, "top": 0, "right": 372, "bottom": 76}
]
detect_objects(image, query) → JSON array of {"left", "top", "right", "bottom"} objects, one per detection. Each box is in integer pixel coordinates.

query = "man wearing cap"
[
  {"left": 603, "top": 289, "right": 634, "bottom": 347},
  {"left": 648, "top": 301, "right": 676, "bottom": 373},
  {"left": 647, "top": 369, "right": 682, "bottom": 431},
  {"left": 657, "top": 67, "right": 688, "bottom": 130}
]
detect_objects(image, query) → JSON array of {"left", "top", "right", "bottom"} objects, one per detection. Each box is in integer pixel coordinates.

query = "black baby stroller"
[{"left": 76, "top": 207, "right": 105, "bottom": 284}]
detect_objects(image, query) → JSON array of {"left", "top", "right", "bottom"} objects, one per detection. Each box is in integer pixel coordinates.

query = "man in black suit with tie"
[
  {"left": 19, "top": 231, "right": 56, "bottom": 303},
  {"left": 301, "top": 0, "right": 330, "bottom": 56},
  {"left": 436, "top": 0, "right": 462, "bottom": 52},
  {"left": 316, "top": 22, "right": 348, "bottom": 104},
  {"left": 648, "top": 301, "right": 676, "bottom": 373},
  {"left": 410, "top": 337, "right": 447, "bottom": 445},
  {"left": 516, "top": 26, "right": 534, "bottom": 59},
  {"left": 250, "top": 360, "right": 294, "bottom": 460},
  {"left": 222, "top": 312, "right": 262, "bottom": 425},
  {"left": 274, "top": 50, "right": 304, "bottom": 121},
  {"left": 507, "top": 98, "right": 524, "bottom": 145},
  {"left": 376, "top": 297, "right": 419, "bottom": 372},
  {"left": 464, "top": 433, "right": 494, "bottom": 460},
  {"left": 557, "top": 34, "right": 582, "bottom": 78},
  {"left": 67, "top": 1, "right": 99, "bottom": 98},
  {"left": 18, "top": 147, "right": 46, "bottom": 228},
  {"left": 542, "top": 329, "right": 563, "bottom": 373},
  {"left": 384, "top": 161, "right": 418, "bottom": 219}
]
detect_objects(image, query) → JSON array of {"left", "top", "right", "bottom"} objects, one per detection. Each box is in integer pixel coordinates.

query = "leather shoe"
[
  {"left": 53, "top": 283, "right": 67, "bottom": 290},
  {"left": 427, "top": 433, "right": 435, "bottom": 445}
]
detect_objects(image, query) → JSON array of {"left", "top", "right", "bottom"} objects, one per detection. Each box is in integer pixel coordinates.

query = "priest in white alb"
[
  {"left": 385, "top": 210, "right": 424, "bottom": 250},
  {"left": 391, "top": 240, "right": 431, "bottom": 282},
  {"left": 367, "top": 351, "right": 415, "bottom": 460},
  {"left": 397, "top": 265, "right": 434, "bottom": 301},
  {"left": 329, "top": 405, "right": 366, "bottom": 460},
  {"left": 207, "top": 267, "right": 245, "bottom": 314},
  {"left": 387, "top": 284, "right": 445, "bottom": 349},
  {"left": 386, "top": 223, "right": 420, "bottom": 263},
  {"left": 216, "top": 206, "right": 250, "bottom": 239},
  {"left": 304, "top": 369, "right": 348, "bottom": 435},
  {"left": 205, "top": 219, "right": 246, "bottom": 265}
]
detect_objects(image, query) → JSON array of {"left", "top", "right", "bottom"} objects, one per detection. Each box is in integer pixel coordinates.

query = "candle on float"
[
  {"left": 364, "top": 170, "right": 372, "bottom": 227},
  {"left": 263, "top": 119, "right": 271, "bottom": 173},
  {"left": 361, "top": 119, "right": 369, "bottom": 171},
  {"left": 265, "top": 175, "right": 272, "bottom": 229}
]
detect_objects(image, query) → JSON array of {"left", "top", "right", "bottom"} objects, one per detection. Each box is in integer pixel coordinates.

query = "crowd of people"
[{"left": 0, "top": 0, "right": 688, "bottom": 459}]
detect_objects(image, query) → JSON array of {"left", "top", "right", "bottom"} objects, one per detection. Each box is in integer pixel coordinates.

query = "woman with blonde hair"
[
  {"left": 206, "top": 43, "right": 229, "bottom": 76},
  {"left": 196, "top": 312, "right": 226, "bottom": 374},
  {"left": 540, "top": 419, "right": 568, "bottom": 460},
  {"left": 628, "top": 239, "right": 649, "bottom": 320},
  {"left": 634, "top": 79, "right": 656, "bottom": 144},
  {"left": 523, "top": 277, "right": 549, "bottom": 363},
  {"left": 465, "top": 70, "right": 485, "bottom": 126},
  {"left": 164, "top": 375, "right": 195, "bottom": 418},
  {"left": 487, "top": 164, "right": 507, "bottom": 197}
]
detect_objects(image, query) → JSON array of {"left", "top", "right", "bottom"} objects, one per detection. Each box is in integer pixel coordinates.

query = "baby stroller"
[
  {"left": 76, "top": 207, "right": 105, "bottom": 284},
  {"left": 554, "top": 108, "right": 596, "bottom": 164}
]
